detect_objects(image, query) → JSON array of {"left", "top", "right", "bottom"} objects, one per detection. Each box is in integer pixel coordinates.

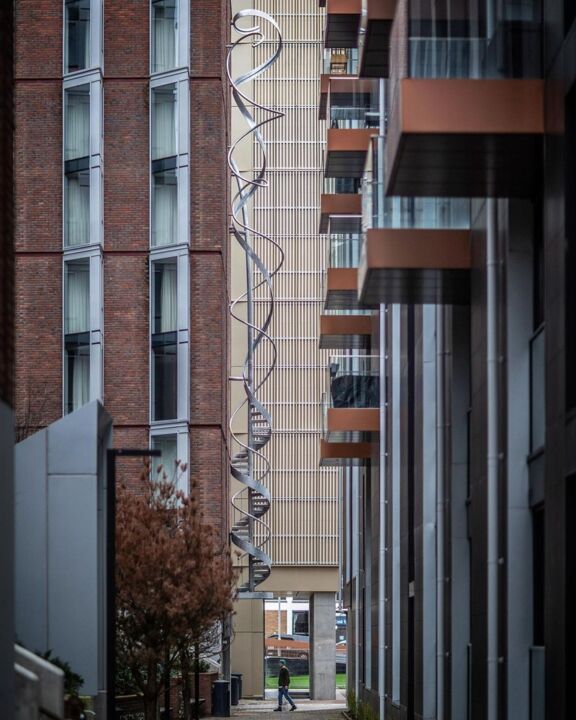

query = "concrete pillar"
[{"left": 309, "top": 592, "right": 336, "bottom": 700}]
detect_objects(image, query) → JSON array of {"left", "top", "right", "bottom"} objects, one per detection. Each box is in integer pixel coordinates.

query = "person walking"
[{"left": 274, "top": 662, "right": 297, "bottom": 711}]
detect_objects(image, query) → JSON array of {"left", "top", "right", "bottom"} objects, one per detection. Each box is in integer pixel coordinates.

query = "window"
[
  {"left": 152, "top": 165, "right": 177, "bottom": 247},
  {"left": 152, "top": 259, "right": 178, "bottom": 421},
  {"left": 152, "top": 433, "right": 178, "bottom": 480},
  {"left": 152, "top": 0, "right": 177, "bottom": 74},
  {"left": 152, "top": 84, "right": 177, "bottom": 161},
  {"left": 65, "top": 0, "right": 90, "bottom": 73},
  {"left": 65, "top": 85, "right": 90, "bottom": 247},
  {"left": 64, "top": 259, "right": 90, "bottom": 413}
]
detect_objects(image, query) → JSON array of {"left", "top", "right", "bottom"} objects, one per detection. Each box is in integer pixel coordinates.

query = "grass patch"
[{"left": 265, "top": 674, "right": 346, "bottom": 690}]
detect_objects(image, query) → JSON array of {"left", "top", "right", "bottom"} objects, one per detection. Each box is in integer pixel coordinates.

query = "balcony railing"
[
  {"left": 323, "top": 47, "right": 359, "bottom": 75},
  {"left": 391, "top": 0, "right": 542, "bottom": 84},
  {"left": 326, "top": 355, "right": 380, "bottom": 409},
  {"left": 329, "top": 233, "right": 362, "bottom": 268},
  {"left": 362, "top": 181, "right": 470, "bottom": 231},
  {"left": 324, "top": 176, "right": 361, "bottom": 194}
]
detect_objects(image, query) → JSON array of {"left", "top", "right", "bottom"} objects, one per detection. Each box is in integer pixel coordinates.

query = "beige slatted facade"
[{"left": 250, "top": 1, "right": 338, "bottom": 567}]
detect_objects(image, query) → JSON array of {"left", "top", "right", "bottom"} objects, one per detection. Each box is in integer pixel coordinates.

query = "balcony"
[
  {"left": 386, "top": 11, "right": 544, "bottom": 197},
  {"left": 324, "top": 234, "right": 374, "bottom": 310},
  {"left": 320, "top": 75, "right": 379, "bottom": 122},
  {"left": 360, "top": 138, "right": 471, "bottom": 303},
  {"left": 358, "top": 0, "right": 396, "bottom": 77},
  {"left": 325, "top": 128, "right": 378, "bottom": 178},
  {"left": 320, "top": 192, "right": 362, "bottom": 234},
  {"left": 319, "top": 313, "right": 373, "bottom": 350},
  {"left": 320, "top": 49, "right": 359, "bottom": 118},
  {"left": 324, "top": 0, "right": 362, "bottom": 49},
  {"left": 319, "top": 438, "right": 372, "bottom": 467},
  {"left": 321, "top": 355, "right": 380, "bottom": 442}
]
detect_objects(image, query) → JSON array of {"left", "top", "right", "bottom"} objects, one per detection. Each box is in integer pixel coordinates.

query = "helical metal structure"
[{"left": 227, "top": 10, "right": 283, "bottom": 594}]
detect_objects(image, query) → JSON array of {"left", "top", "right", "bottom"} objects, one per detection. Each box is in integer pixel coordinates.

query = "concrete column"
[{"left": 309, "top": 592, "right": 336, "bottom": 700}]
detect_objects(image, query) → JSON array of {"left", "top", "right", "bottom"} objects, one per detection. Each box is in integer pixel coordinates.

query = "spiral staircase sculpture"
[{"left": 227, "top": 10, "right": 283, "bottom": 595}]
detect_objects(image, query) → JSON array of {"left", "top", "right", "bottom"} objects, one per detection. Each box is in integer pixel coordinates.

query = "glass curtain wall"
[
  {"left": 65, "top": 0, "right": 90, "bottom": 73},
  {"left": 64, "top": 85, "right": 90, "bottom": 247},
  {"left": 152, "top": 259, "right": 178, "bottom": 420},
  {"left": 64, "top": 259, "right": 90, "bottom": 413}
]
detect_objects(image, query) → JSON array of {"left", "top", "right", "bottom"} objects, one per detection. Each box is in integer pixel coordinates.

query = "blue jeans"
[{"left": 278, "top": 686, "right": 295, "bottom": 708}]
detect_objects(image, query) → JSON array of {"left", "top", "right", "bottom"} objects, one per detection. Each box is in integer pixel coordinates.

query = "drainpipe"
[
  {"left": 377, "top": 77, "right": 387, "bottom": 720},
  {"left": 436, "top": 306, "right": 446, "bottom": 720},
  {"left": 486, "top": 198, "right": 499, "bottom": 720},
  {"left": 379, "top": 307, "right": 387, "bottom": 719}
]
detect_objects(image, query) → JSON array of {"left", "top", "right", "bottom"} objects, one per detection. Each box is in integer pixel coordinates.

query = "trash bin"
[
  {"left": 230, "top": 675, "right": 240, "bottom": 706},
  {"left": 232, "top": 673, "right": 243, "bottom": 700},
  {"left": 212, "top": 680, "right": 231, "bottom": 717}
]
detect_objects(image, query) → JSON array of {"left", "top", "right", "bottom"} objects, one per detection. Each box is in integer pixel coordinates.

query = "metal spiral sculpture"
[{"left": 227, "top": 10, "right": 283, "bottom": 595}]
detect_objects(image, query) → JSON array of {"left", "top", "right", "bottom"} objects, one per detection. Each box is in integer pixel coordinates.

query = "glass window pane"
[
  {"left": 152, "top": 0, "right": 177, "bottom": 74},
  {"left": 153, "top": 260, "right": 177, "bottom": 333},
  {"left": 65, "top": 85, "right": 90, "bottom": 160},
  {"left": 152, "top": 84, "right": 177, "bottom": 160},
  {"left": 66, "top": 0, "right": 90, "bottom": 73},
  {"left": 65, "top": 260, "right": 90, "bottom": 334},
  {"left": 153, "top": 343, "right": 177, "bottom": 420},
  {"left": 152, "top": 433, "right": 178, "bottom": 480},
  {"left": 152, "top": 169, "right": 177, "bottom": 247},
  {"left": 65, "top": 343, "right": 90, "bottom": 413},
  {"left": 65, "top": 170, "right": 90, "bottom": 247}
]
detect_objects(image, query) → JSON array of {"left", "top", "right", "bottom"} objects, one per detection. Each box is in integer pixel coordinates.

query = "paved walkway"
[{"left": 231, "top": 695, "right": 346, "bottom": 720}]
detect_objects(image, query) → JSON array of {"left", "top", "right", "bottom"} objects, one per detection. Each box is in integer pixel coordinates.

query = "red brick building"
[{"left": 13, "top": 0, "right": 230, "bottom": 537}]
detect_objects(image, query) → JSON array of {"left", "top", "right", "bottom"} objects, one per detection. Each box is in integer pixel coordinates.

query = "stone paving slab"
[{"left": 231, "top": 698, "right": 346, "bottom": 719}]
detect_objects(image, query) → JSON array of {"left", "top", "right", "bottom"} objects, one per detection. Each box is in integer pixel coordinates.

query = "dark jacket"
[{"left": 278, "top": 666, "right": 290, "bottom": 687}]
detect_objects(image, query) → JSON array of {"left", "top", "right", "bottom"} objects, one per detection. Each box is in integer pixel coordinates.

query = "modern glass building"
[{"left": 317, "top": 1, "right": 573, "bottom": 718}]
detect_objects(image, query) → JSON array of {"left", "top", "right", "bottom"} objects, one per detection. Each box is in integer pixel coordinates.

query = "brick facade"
[{"left": 13, "top": 1, "right": 230, "bottom": 539}]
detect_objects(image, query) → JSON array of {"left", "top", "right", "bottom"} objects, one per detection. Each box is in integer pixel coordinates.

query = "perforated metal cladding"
[{"left": 250, "top": 1, "right": 339, "bottom": 566}]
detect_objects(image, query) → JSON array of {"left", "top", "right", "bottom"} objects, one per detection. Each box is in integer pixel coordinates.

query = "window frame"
[
  {"left": 63, "top": 0, "right": 103, "bottom": 76},
  {"left": 149, "top": 0, "right": 189, "bottom": 76}
]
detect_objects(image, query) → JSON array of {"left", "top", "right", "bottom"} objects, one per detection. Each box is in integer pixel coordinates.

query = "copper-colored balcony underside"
[
  {"left": 386, "top": 79, "right": 545, "bottom": 198},
  {"left": 358, "top": 228, "right": 471, "bottom": 305},
  {"left": 319, "top": 193, "right": 362, "bottom": 233},
  {"left": 358, "top": 0, "right": 396, "bottom": 77},
  {"left": 325, "top": 0, "right": 362, "bottom": 48},
  {"left": 325, "top": 407, "right": 379, "bottom": 442},
  {"left": 325, "top": 128, "right": 378, "bottom": 178},
  {"left": 319, "top": 314, "right": 372, "bottom": 350},
  {"left": 320, "top": 439, "right": 372, "bottom": 467},
  {"left": 325, "top": 267, "right": 375, "bottom": 311}
]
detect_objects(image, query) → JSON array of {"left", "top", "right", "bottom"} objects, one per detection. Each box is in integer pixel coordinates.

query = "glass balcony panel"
[
  {"left": 363, "top": 182, "right": 470, "bottom": 230},
  {"left": 329, "top": 234, "right": 362, "bottom": 268},
  {"left": 324, "top": 177, "right": 362, "bottom": 194},
  {"left": 327, "top": 355, "right": 379, "bottom": 409},
  {"left": 395, "top": 0, "right": 542, "bottom": 80}
]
